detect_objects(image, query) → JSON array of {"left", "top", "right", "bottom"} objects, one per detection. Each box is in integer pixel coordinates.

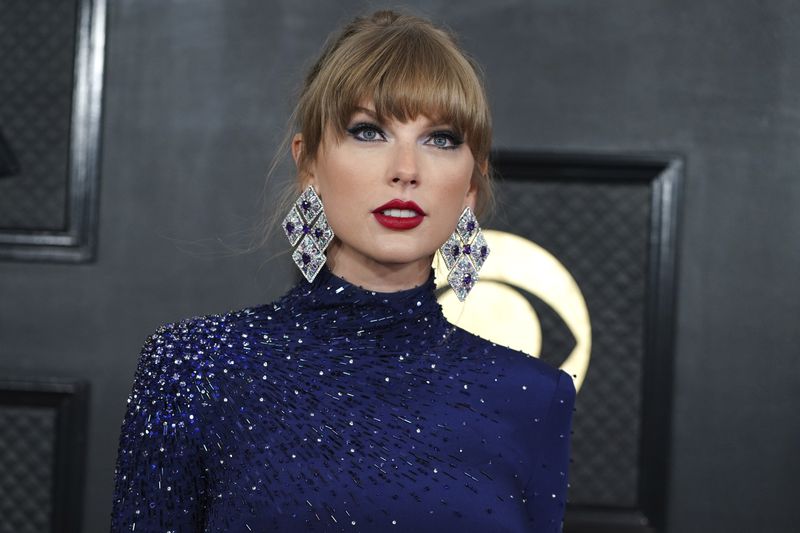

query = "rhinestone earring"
[
  {"left": 438, "top": 206, "right": 490, "bottom": 301},
  {"left": 282, "top": 185, "right": 334, "bottom": 282}
]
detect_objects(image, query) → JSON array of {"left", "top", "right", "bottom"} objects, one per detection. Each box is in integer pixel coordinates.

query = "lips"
[{"left": 372, "top": 199, "right": 426, "bottom": 230}]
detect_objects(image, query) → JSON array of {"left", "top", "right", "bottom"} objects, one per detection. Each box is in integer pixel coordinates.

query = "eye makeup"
[
  {"left": 427, "top": 130, "right": 463, "bottom": 150},
  {"left": 346, "top": 122, "right": 385, "bottom": 142},
  {"left": 345, "top": 121, "right": 464, "bottom": 150}
]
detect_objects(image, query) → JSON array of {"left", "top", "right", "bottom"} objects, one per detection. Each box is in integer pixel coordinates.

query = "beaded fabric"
[{"left": 110, "top": 264, "right": 576, "bottom": 532}]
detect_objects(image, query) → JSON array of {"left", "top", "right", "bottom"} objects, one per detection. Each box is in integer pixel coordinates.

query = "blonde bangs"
[
  {"left": 302, "top": 20, "right": 491, "bottom": 164},
  {"left": 291, "top": 10, "right": 495, "bottom": 218},
  {"left": 342, "top": 32, "right": 488, "bottom": 161}
]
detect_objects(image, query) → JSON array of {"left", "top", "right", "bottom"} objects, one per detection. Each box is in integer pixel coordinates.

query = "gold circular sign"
[{"left": 434, "top": 230, "right": 591, "bottom": 391}]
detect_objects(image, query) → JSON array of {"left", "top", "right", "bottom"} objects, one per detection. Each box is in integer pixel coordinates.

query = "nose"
[{"left": 390, "top": 141, "right": 418, "bottom": 186}]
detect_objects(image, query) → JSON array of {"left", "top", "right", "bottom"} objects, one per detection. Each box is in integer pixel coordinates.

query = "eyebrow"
[{"left": 353, "top": 106, "right": 379, "bottom": 118}]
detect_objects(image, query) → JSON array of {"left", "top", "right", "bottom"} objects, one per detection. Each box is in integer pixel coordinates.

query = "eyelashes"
[
  {"left": 346, "top": 123, "right": 384, "bottom": 143},
  {"left": 345, "top": 122, "right": 464, "bottom": 150},
  {"left": 428, "top": 130, "right": 464, "bottom": 150}
]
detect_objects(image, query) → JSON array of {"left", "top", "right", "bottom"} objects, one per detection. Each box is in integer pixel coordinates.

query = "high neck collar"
[
  {"left": 280, "top": 263, "right": 449, "bottom": 342},
  {"left": 310, "top": 264, "right": 437, "bottom": 304}
]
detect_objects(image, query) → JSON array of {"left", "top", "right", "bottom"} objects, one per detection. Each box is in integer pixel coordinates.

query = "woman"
[{"left": 111, "top": 9, "right": 575, "bottom": 533}]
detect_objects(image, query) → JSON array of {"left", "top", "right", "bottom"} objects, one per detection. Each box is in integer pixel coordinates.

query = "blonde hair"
[{"left": 260, "top": 9, "right": 494, "bottom": 249}]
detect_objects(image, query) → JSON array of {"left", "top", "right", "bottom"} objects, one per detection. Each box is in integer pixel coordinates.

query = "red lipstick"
[{"left": 372, "top": 199, "right": 426, "bottom": 230}]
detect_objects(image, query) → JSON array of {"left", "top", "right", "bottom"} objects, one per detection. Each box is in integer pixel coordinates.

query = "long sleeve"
[
  {"left": 110, "top": 322, "right": 206, "bottom": 532},
  {"left": 524, "top": 369, "right": 577, "bottom": 532}
]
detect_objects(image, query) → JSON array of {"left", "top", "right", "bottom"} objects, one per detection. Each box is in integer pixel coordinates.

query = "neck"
[{"left": 324, "top": 242, "right": 433, "bottom": 293}]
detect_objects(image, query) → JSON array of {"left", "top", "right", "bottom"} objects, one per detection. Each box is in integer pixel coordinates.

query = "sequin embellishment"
[{"left": 110, "top": 265, "right": 575, "bottom": 532}]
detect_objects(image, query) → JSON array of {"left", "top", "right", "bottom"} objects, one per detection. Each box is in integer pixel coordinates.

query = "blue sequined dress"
[{"left": 110, "top": 265, "right": 576, "bottom": 532}]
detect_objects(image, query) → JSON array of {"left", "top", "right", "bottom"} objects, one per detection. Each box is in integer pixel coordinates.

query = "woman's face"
[{"left": 292, "top": 101, "right": 481, "bottom": 287}]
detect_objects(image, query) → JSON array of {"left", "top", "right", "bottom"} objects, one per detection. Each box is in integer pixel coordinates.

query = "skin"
[{"left": 291, "top": 101, "right": 487, "bottom": 292}]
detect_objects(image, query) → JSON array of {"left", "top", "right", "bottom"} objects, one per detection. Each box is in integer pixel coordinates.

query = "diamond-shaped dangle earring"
[
  {"left": 438, "top": 206, "right": 490, "bottom": 301},
  {"left": 282, "top": 185, "right": 334, "bottom": 282}
]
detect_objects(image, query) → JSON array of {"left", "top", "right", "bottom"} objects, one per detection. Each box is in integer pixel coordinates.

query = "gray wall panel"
[{"left": 0, "top": 1, "right": 797, "bottom": 531}]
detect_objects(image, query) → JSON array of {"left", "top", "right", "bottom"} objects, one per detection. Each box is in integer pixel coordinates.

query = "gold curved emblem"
[{"left": 434, "top": 230, "right": 591, "bottom": 391}]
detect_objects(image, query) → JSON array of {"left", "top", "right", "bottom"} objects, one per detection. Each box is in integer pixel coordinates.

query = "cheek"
[
  {"left": 317, "top": 154, "right": 356, "bottom": 195},
  {"left": 424, "top": 161, "right": 474, "bottom": 241},
  {"left": 436, "top": 159, "right": 474, "bottom": 209},
  {"left": 313, "top": 152, "right": 371, "bottom": 235}
]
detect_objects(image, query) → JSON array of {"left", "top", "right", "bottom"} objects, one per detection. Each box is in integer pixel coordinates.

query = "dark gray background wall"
[{"left": 0, "top": 1, "right": 797, "bottom": 532}]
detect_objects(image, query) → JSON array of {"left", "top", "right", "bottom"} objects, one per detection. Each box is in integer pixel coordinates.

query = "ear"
[
  {"left": 465, "top": 162, "right": 486, "bottom": 211},
  {"left": 291, "top": 133, "right": 304, "bottom": 167},
  {"left": 291, "top": 133, "right": 316, "bottom": 188},
  {"left": 465, "top": 173, "right": 478, "bottom": 211}
]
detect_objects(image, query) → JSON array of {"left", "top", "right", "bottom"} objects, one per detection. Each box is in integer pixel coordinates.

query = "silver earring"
[
  {"left": 438, "top": 206, "right": 490, "bottom": 301},
  {"left": 282, "top": 185, "right": 334, "bottom": 282}
]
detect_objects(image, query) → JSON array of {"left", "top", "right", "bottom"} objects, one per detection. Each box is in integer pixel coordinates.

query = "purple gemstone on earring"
[
  {"left": 302, "top": 224, "right": 310, "bottom": 234},
  {"left": 292, "top": 234, "right": 325, "bottom": 282},
  {"left": 282, "top": 206, "right": 304, "bottom": 246},
  {"left": 439, "top": 233, "right": 461, "bottom": 270},
  {"left": 447, "top": 254, "right": 478, "bottom": 302},
  {"left": 469, "top": 231, "right": 489, "bottom": 271},
  {"left": 311, "top": 212, "right": 333, "bottom": 251},
  {"left": 301, "top": 200, "right": 311, "bottom": 211},
  {"left": 456, "top": 207, "right": 480, "bottom": 242},
  {"left": 463, "top": 244, "right": 472, "bottom": 255}
]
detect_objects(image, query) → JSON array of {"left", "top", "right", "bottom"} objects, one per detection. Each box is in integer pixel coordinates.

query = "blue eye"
[
  {"left": 428, "top": 131, "right": 463, "bottom": 150},
  {"left": 347, "top": 123, "right": 385, "bottom": 142}
]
